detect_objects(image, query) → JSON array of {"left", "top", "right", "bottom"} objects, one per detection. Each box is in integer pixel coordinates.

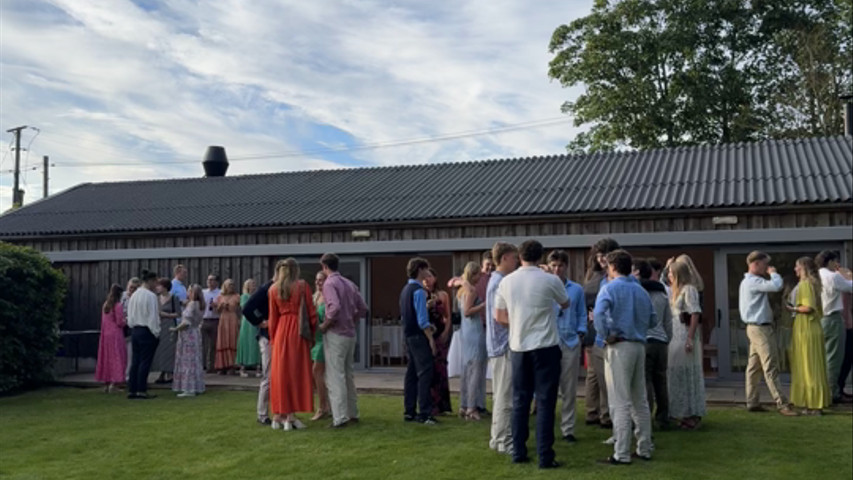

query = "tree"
[
  {"left": 0, "top": 242, "right": 67, "bottom": 393},
  {"left": 548, "top": 0, "right": 851, "bottom": 152}
]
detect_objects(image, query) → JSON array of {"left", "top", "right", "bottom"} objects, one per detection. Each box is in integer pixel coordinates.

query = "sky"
[{"left": 0, "top": 0, "right": 592, "bottom": 211}]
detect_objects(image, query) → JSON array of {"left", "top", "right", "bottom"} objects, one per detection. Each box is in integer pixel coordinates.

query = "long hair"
[
  {"left": 457, "top": 261, "right": 479, "bottom": 300},
  {"left": 796, "top": 256, "right": 822, "bottom": 296},
  {"left": 274, "top": 258, "right": 300, "bottom": 300},
  {"left": 242, "top": 279, "right": 256, "bottom": 295},
  {"left": 584, "top": 238, "right": 620, "bottom": 282},
  {"left": 221, "top": 279, "right": 236, "bottom": 296},
  {"left": 103, "top": 283, "right": 123, "bottom": 314},
  {"left": 188, "top": 284, "right": 206, "bottom": 312},
  {"left": 313, "top": 271, "right": 327, "bottom": 305},
  {"left": 669, "top": 256, "right": 702, "bottom": 309}
]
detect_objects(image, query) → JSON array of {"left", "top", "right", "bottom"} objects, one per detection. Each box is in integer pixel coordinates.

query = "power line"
[{"left": 47, "top": 117, "right": 572, "bottom": 168}]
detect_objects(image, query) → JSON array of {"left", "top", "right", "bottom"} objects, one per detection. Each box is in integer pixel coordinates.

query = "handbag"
[{"left": 298, "top": 282, "right": 312, "bottom": 342}]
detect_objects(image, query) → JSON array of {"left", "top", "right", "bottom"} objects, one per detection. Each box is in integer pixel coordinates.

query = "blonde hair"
[
  {"left": 796, "top": 257, "right": 822, "bottom": 294},
  {"left": 242, "top": 279, "right": 256, "bottom": 294},
  {"left": 313, "top": 271, "right": 327, "bottom": 305},
  {"left": 457, "top": 261, "right": 480, "bottom": 300},
  {"left": 188, "top": 284, "right": 206, "bottom": 312},
  {"left": 126, "top": 277, "right": 141, "bottom": 290},
  {"left": 669, "top": 255, "right": 703, "bottom": 308},
  {"left": 221, "top": 279, "right": 237, "bottom": 296},
  {"left": 274, "top": 258, "right": 300, "bottom": 300}
]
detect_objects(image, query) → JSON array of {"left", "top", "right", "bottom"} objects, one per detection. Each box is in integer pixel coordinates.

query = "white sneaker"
[
  {"left": 283, "top": 421, "right": 293, "bottom": 431},
  {"left": 271, "top": 421, "right": 283, "bottom": 430},
  {"left": 603, "top": 436, "right": 616, "bottom": 445},
  {"left": 177, "top": 392, "right": 196, "bottom": 398},
  {"left": 291, "top": 419, "right": 306, "bottom": 430}
]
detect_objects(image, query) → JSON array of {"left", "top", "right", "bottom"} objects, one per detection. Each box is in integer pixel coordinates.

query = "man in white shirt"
[
  {"left": 202, "top": 274, "right": 221, "bottom": 372},
  {"left": 738, "top": 251, "right": 797, "bottom": 416},
  {"left": 495, "top": 240, "right": 569, "bottom": 469},
  {"left": 126, "top": 270, "right": 161, "bottom": 399},
  {"left": 815, "top": 250, "right": 853, "bottom": 403}
]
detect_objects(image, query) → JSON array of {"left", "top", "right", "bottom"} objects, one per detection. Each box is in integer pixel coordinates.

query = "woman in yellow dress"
[{"left": 788, "top": 257, "right": 830, "bottom": 415}]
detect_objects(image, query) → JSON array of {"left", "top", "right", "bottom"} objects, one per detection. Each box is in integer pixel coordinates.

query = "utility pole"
[
  {"left": 6, "top": 125, "right": 27, "bottom": 208},
  {"left": 43, "top": 155, "right": 49, "bottom": 199}
]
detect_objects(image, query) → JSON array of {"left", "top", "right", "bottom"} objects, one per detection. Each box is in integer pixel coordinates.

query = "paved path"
[{"left": 55, "top": 368, "right": 813, "bottom": 406}]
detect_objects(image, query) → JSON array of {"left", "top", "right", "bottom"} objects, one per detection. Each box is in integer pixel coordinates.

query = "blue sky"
[{"left": 0, "top": 0, "right": 590, "bottom": 210}]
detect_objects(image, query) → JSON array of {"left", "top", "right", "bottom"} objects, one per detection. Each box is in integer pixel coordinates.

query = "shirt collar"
[{"left": 408, "top": 279, "right": 422, "bottom": 286}]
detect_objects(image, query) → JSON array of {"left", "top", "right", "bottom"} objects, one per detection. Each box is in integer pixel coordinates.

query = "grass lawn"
[{"left": 0, "top": 388, "right": 851, "bottom": 480}]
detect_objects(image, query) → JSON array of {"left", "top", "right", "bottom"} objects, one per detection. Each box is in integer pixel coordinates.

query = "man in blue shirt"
[
  {"left": 545, "top": 250, "right": 586, "bottom": 444},
  {"left": 486, "top": 242, "right": 518, "bottom": 455},
  {"left": 593, "top": 250, "right": 656, "bottom": 465},
  {"left": 170, "top": 264, "right": 188, "bottom": 304},
  {"left": 400, "top": 257, "right": 438, "bottom": 425}
]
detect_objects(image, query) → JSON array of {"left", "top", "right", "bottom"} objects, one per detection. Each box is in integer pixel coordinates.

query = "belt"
[
  {"left": 606, "top": 336, "right": 642, "bottom": 345},
  {"left": 748, "top": 323, "right": 772, "bottom": 327}
]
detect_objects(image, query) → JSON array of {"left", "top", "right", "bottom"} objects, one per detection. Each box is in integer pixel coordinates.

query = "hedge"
[{"left": 0, "top": 242, "right": 67, "bottom": 393}]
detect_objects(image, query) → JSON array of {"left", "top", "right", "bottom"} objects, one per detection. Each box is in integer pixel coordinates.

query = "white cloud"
[{"left": 0, "top": 0, "right": 592, "bottom": 211}]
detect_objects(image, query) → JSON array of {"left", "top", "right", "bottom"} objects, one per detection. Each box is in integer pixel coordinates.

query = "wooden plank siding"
[{"left": 13, "top": 208, "right": 852, "bottom": 252}]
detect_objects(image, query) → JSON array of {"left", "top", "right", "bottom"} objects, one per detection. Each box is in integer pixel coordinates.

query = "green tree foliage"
[
  {"left": 548, "top": 0, "right": 852, "bottom": 152},
  {"left": 0, "top": 242, "right": 67, "bottom": 393}
]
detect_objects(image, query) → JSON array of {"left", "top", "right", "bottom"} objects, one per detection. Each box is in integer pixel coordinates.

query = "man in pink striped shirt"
[{"left": 319, "top": 253, "right": 369, "bottom": 428}]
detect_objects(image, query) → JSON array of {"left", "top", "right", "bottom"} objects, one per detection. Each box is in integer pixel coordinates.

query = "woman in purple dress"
[
  {"left": 425, "top": 268, "right": 453, "bottom": 415},
  {"left": 172, "top": 284, "right": 206, "bottom": 397},
  {"left": 95, "top": 284, "right": 127, "bottom": 393}
]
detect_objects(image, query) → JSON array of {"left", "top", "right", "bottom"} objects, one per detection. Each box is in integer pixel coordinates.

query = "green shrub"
[{"left": 0, "top": 242, "right": 67, "bottom": 393}]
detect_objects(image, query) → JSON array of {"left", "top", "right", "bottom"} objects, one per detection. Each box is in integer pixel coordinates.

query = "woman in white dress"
[{"left": 667, "top": 255, "right": 707, "bottom": 430}]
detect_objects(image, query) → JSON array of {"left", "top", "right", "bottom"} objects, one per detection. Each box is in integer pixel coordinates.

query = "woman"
[
  {"left": 172, "top": 284, "right": 206, "bottom": 397},
  {"left": 268, "top": 258, "right": 318, "bottom": 430},
  {"left": 152, "top": 278, "right": 181, "bottom": 384},
  {"left": 214, "top": 279, "right": 241, "bottom": 374},
  {"left": 120, "top": 277, "right": 141, "bottom": 381},
  {"left": 458, "top": 261, "right": 486, "bottom": 420},
  {"left": 667, "top": 255, "right": 707, "bottom": 430},
  {"left": 788, "top": 257, "right": 830, "bottom": 414},
  {"left": 95, "top": 283, "right": 127, "bottom": 393},
  {"left": 425, "top": 267, "right": 453, "bottom": 416},
  {"left": 236, "top": 279, "right": 261, "bottom": 378},
  {"left": 310, "top": 271, "right": 331, "bottom": 421}
]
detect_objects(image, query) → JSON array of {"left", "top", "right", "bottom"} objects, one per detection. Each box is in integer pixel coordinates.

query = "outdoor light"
[
  {"left": 712, "top": 216, "right": 738, "bottom": 225},
  {"left": 351, "top": 230, "right": 371, "bottom": 238}
]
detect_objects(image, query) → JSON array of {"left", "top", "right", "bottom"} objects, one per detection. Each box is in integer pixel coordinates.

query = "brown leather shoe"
[{"left": 778, "top": 406, "right": 799, "bottom": 416}]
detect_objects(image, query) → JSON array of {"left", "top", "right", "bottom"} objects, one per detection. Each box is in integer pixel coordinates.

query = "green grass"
[{"left": 0, "top": 388, "right": 851, "bottom": 480}]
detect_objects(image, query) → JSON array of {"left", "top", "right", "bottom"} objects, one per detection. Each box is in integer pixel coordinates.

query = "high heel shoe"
[{"left": 311, "top": 410, "right": 330, "bottom": 421}]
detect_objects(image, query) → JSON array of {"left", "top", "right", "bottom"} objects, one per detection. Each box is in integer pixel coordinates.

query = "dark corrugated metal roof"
[{"left": 1, "top": 136, "right": 850, "bottom": 237}]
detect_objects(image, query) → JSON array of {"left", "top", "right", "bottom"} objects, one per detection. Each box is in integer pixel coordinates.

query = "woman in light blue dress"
[{"left": 458, "top": 261, "right": 486, "bottom": 420}]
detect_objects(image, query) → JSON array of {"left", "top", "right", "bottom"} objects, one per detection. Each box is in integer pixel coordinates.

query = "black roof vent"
[{"left": 203, "top": 146, "right": 229, "bottom": 177}]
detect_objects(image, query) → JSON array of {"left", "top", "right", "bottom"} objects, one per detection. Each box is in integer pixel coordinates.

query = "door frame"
[{"left": 714, "top": 242, "right": 846, "bottom": 380}]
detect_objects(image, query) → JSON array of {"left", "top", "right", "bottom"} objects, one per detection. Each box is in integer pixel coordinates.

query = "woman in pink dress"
[
  {"left": 95, "top": 284, "right": 127, "bottom": 393},
  {"left": 214, "top": 279, "right": 242, "bottom": 373}
]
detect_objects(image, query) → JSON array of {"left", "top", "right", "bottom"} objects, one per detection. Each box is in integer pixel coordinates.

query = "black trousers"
[
  {"left": 645, "top": 340, "right": 669, "bottom": 427},
  {"left": 839, "top": 328, "right": 853, "bottom": 394},
  {"left": 129, "top": 326, "right": 159, "bottom": 395},
  {"left": 404, "top": 334, "right": 434, "bottom": 420},
  {"left": 511, "top": 345, "right": 561, "bottom": 466}
]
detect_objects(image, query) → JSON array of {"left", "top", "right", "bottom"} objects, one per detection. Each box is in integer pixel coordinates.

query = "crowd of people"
[{"left": 92, "top": 239, "right": 852, "bottom": 468}]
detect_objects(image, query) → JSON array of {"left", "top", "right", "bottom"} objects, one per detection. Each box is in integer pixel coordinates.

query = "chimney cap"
[{"left": 202, "top": 146, "right": 229, "bottom": 177}]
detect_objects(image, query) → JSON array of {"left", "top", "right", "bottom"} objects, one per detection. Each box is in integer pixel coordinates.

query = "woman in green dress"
[
  {"left": 311, "top": 271, "right": 331, "bottom": 421},
  {"left": 788, "top": 257, "right": 831, "bottom": 415},
  {"left": 236, "top": 279, "right": 261, "bottom": 377}
]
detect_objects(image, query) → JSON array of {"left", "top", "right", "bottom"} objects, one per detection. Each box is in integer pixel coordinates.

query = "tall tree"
[{"left": 548, "top": 0, "right": 851, "bottom": 152}]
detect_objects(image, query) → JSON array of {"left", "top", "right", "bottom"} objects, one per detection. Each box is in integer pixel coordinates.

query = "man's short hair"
[
  {"left": 648, "top": 258, "right": 663, "bottom": 272},
  {"left": 320, "top": 252, "right": 340, "bottom": 271},
  {"left": 746, "top": 251, "right": 770, "bottom": 265},
  {"left": 592, "top": 238, "right": 620, "bottom": 255},
  {"left": 482, "top": 250, "right": 493, "bottom": 262},
  {"left": 634, "top": 258, "right": 652, "bottom": 280},
  {"left": 605, "top": 249, "right": 633, "bottom": 276},
  {"left": 492, "top": 242, "right": 517, "bottom": 266},
  {"left": 406, "top": 257, "right": 430, "bottom": 279},
  {"left": 815, "top": 250, "right": 838, "bottom": 268},
  {"left": 173, "top": 264, "right": 186, "bottom": 275},
  {"left": 208, "top": 273, "right": 220, "bottom": 282},
  {"left": 518, "top": 240, "right": 544, "bottom": 263},
  {"left": 547, "top": 249, "right": 569, "bottom": 265}
]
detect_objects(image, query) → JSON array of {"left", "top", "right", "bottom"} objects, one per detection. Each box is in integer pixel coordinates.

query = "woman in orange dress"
[
  {"left": 268, "top": 258, "right": 318, "bottom": 430},
  {"left": 214, "top": 279, "right": 242, "bottom": 374}
]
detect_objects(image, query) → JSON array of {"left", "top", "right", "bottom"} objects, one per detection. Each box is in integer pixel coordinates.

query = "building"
[{"left": 1, "top": 135, "right": 851, "bottom": 377}]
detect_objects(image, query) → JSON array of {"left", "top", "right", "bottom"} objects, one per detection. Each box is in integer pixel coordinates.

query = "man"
[
  {"left": 126, "top": 270, "right": 161, "bottom": 400},
  {"left": 739, "top": 251, "right": 798, "bottom": 416},
  {"left": 319, "top": 253, "right": 369, "bottom": 428},
  {"left": 242, "top": 264, "right": 279, "bottom": 426},
  {"left": 634, "top": 258, "right": 673, "bottom": 430},
  {"left": 594, "top": 250, "right": 657, "bottom": 465},
  {"left": 401, "top": 257, "right": 438, "bottom": 425},
  {"left": 201, "top": 274, "right": 221, "bottom": 372},
  {"left": 171, "top": 264, "right": 188, "bottom": 304},
  {"left": 495, "top": 240, "right": 569, "bottom": 469},
  {"left": 485, "top": 242, "right": 519, "bottom": 455},
  {"left": 648, "top": 258, "right": 671, "bottom": 297},
  {"left": 815, "top": 250, "right": 853, "bottom": 403},
  {"left": 546, "top": 250, "right": 586, "bottom": 444}
]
